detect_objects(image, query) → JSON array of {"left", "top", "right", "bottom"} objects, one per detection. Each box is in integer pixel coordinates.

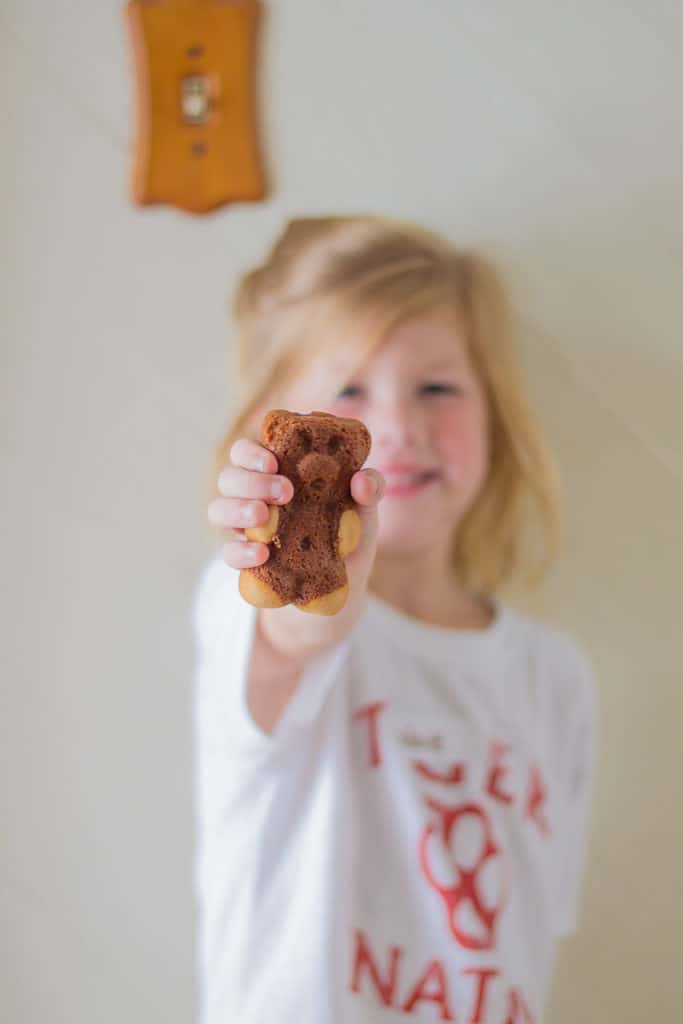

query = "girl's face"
[{"left": 275, "top": 313, "right": 491, "bottom": 554}]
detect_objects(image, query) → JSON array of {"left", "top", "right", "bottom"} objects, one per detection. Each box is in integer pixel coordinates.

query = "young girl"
[{"left": 192, "top": 215, "right": 598, "bottom": 1024}]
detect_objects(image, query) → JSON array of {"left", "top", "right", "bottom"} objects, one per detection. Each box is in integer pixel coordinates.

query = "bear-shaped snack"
[{"left": 238, "top": 409, "right": 372, "bottom": 615}]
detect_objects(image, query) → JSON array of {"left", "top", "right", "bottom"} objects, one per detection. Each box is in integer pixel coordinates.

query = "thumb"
[{"left": 351, "top": 468, "right": 385, "bottom": 506}]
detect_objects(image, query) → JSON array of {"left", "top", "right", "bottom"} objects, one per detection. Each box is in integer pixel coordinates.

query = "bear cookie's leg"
[{"left": 238, "top": 571, "right": 287, "bottom": 608}]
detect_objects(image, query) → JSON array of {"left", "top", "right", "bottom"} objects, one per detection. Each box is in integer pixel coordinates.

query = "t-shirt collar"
[{"left": 363, "top": 589, "right": 515, "bottom": 661}]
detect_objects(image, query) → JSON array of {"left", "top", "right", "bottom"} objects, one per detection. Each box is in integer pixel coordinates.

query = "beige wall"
[{"left": 3, "top": 2, "right": 682, "bottom": 1021}]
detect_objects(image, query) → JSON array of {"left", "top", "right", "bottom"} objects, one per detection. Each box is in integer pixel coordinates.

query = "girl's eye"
[
  {"left": 334, "top": 383, "right": 461, "bottom": 399},
  {"left": 421, "top": 383, "right": 461, "bottom": 395},
  {"left": 334, "top": 385, "right": 363, "bottom": 400}
]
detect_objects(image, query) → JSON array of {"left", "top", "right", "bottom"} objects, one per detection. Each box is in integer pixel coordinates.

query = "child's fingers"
[
  {"left": 223, "top": 539, "right": 270, "bottom": 570},
  {"left": 216, "top": 464, "right": 294, "bottom": 505},
  {"left": 229, "top": 438, "right": 278, "bottom": 474},
  {"left": 208, "top": 497, "right": 271, "bottom": 530},
  {"left": 350, "top": 469, "right": 385, "bottom": 506}
]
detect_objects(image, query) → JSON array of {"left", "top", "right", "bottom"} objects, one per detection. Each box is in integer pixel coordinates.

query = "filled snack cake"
[{"left": 239, "top": 409, "right": 372, "bottom": 615}]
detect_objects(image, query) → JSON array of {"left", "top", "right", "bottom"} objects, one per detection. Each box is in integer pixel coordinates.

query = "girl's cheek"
[
  {"left": 433, "top": 406, "right": 466, "bottom": 451},
  {"left": 328, "top": 398, "right": 361, "bottom": 418},
  {"left": 433, "top": 405, "right": 488, "bottom": 479}
]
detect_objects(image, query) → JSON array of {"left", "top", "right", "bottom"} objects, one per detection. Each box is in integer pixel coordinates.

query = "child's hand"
[
  {"left": 208, "top": 439, "right": 295, "bottom": 564},
  {"left": 208, "top": 438, "right": 385, "bottom": 659}
]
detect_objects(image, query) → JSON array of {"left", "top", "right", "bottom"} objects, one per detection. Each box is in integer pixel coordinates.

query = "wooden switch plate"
[{"left": 124, "top": 0, "right": 268, "bottom": 214}]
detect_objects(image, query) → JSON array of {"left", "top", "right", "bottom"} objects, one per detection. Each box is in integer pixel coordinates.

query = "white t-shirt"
[{"left": 191, "top": 553, "right": 598, "bottom": 1024}]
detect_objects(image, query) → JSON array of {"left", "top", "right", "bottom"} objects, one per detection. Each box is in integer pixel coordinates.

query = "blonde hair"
[{"left": 206, "top": 214, "right": 565, "bottom": 595}]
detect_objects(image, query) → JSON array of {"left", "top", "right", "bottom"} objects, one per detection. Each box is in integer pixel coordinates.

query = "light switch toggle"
[{"left": 181, "top": 75, "right": 211, "bottom": 125}]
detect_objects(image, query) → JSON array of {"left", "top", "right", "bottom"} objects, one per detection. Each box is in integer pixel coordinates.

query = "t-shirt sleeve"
[
  {"left": 553, "top": 638, "right": 600, "bottom": 939},
  {"left": 191, "top": 551, "right": 234, "bottom": 654},
  {"left": 190, "top": 551, "right": 279, "bottom": 754},
  {"left": 190, "top": 550, "right": 352, "bottom": 754},
  {"left": 190, "top": 551, "right": 277, "bottom": 1001},
  {"left": 190, "top": 551, "right": 352, "bottom": 977}
]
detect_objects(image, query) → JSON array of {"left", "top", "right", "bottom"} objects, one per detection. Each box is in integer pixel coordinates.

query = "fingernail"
[
  {"left": 270, "top": 480, "right": 283, "bottom": 500},
  {"left": 243, "top": 503, "right": 259, "bottom": 525}
]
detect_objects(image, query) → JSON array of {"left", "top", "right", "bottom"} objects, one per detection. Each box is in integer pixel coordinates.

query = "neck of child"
[{"left": 368, "top": 550, "right": 495, "bottom": 632}]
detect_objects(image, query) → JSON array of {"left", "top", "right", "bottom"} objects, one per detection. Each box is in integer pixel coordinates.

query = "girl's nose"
[{"left": 368, "top": 399, "right": 428, "bottom": 449}]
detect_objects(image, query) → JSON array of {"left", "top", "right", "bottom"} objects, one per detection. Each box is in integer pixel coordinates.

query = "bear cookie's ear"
[{"left": 261, "top": 408, "right": 298, "bottom": 445}]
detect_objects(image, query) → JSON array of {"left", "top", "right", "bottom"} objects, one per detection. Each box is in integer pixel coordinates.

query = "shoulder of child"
[
  {"left": 191, "top": 551, "right": 237, "bottom": 648},
  {"left": 527, "top": 614, "right": 599, "bottom": 723}
]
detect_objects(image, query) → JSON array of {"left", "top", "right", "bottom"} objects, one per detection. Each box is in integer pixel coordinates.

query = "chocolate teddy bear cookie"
[{"left": 239, "top": 409, "right": 372, "bottom": 615}]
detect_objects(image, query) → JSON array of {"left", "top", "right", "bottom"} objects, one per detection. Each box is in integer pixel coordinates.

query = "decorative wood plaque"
[{"left": 124, "top": 0, "right": 268, "bottom": 214}]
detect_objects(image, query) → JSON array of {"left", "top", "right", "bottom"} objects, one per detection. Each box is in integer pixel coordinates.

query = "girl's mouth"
[{"left": 382, "top": 471, "right": 440, "bottom": 497}]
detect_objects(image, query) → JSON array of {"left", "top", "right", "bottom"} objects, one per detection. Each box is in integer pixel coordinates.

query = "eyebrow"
[
  {"left": 333, "top": 356, "right": 465, "bottom": 377},
  {"left": 421, "top": 359, "right": 463, "bottom": 373}
]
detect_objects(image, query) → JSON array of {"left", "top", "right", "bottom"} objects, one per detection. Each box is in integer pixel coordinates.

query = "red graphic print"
[
  {"left": 402, "top": 958, "right": 455, "bottom": 1020},
  {"left": 352, "top": 701, "right": 386, "bottom": 767},
  {"left": 463, "top": 967, "right": 500, "bottom": 1023},
  {"left": 486, "top": 741, "right": 514, "bottom": 805},
  {"left": 419, "top": 798, "right": 507, "bottom": 951},
  {"left": 348, "top": 707, "right": 549, "bottom": 1019},
  {"left": 525, "top": 763, "right": 551, "bottom": 837},
  {"left": 414, "top": 760, "right": 466, "bottom": 785},
  {"left": 504, "top": 987, "right": 535, "bottom": 1023},
  {"left": 349, "top": 929, "right": 401, "bottom": 1007},
  {"left": 349, "top": 930, "right": 531, "bottom": 1022}
]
